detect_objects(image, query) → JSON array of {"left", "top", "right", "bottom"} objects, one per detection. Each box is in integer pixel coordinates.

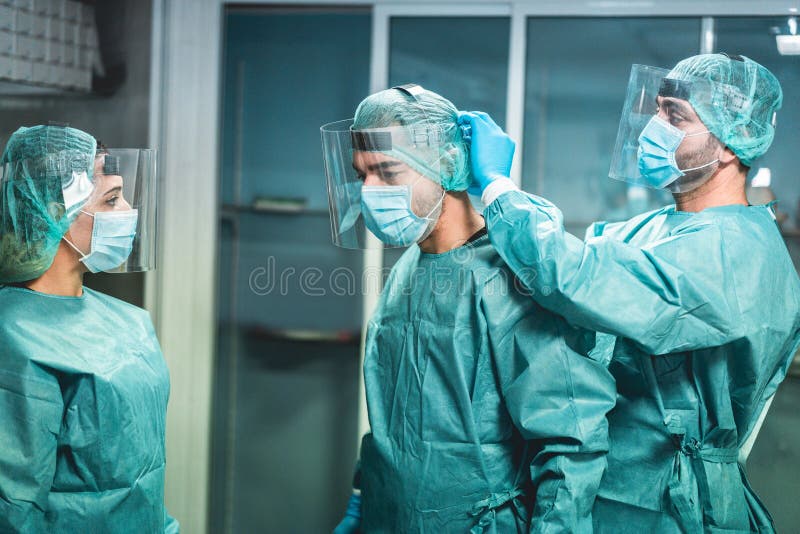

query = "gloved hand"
[
  {"left": 332, "top": 492, "right": 361, "bottom": 534},
  {"left": 457, "top": 111, "right": 515, "bottom": 194}
]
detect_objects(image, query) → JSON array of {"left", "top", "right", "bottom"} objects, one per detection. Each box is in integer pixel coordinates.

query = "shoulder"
[
  {"left": 83, "top": 287, "right": 148, "bottom": 314},
  {"left": 0, "top": 287, "right": 63, "bottom": 396},
  {"left": 587, "top": 206, "right": 674, "bottom": 241},
  {"left": 82, "top": 288, "right": 155, "bottom": 331},
  {"left": 473, "top": 239, "right": 550, "bottom": 327}
]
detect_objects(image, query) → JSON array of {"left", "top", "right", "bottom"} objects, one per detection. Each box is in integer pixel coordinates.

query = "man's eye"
[{"left": 106, "top": 196, "right": 118, "bottom": 207}]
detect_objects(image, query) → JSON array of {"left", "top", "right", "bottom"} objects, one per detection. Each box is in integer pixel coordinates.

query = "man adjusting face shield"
[
  {"left": 636, "top": 95, "right": 721, "bottom": 190},
  {"left": 607, "top": 59, "right": 775, "bottom": 195},
  {"left": 460, "top": 53, "right": 800, "bottom": 533}
]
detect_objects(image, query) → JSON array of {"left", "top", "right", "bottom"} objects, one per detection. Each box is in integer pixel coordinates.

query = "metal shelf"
[
  {"left": 220, "top": 203, "right": 329, "bottom": 217},
  {"left": 235, "top": 323, "right": 360, "bottom": 345}
]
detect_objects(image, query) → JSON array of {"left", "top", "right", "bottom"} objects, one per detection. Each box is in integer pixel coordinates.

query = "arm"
[
  {"left": 0, "top": 368, "right": 62, "bottom": 532},
  {"left": 483, "top": 275, "right": 616, "bottom": 534},
  {"left": 459, "top": 110, "right": 742, "bottom": 355},
  {"left": 484, "top": 188, "right": 742, "bottom": 355}
]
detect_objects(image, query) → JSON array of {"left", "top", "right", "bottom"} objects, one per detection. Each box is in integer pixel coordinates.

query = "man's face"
[
  {"left": 655, "top": 95, "right": 722, "bottom": 172},
  {"left": 352, "top": 150, "right": 443, "bottom": 217}
]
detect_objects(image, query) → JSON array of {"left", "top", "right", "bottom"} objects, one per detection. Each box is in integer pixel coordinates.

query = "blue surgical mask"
[
  {"left": 64, "top": 209, "right": 138, "bottom": 273},
  {"left": 637, "top": 115, "right": 718, "bottom": 189},
  {"left": 361, "top": 184, "right": 443, "bottom": 247}
]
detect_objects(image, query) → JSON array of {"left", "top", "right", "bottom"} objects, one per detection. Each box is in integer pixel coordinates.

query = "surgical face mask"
[
  {"left": 637, "top": 115, "right": 719, "bottom": 189},
  {"left": 360, "top": 181, "right": 444, "bottom": 247},
  {"left": 63, "top": 209, "right": 138, "bottom": 273}
]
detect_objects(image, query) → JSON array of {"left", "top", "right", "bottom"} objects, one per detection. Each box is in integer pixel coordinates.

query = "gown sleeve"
[
  {"left": 482, "top": 271, "right": 616, "bottom": 533},
  {"left": 0, "top": 365, "right": 63, "bottom": 532},
  {"left": 484, "top": 189, "right": 744, "bottom": 355}
]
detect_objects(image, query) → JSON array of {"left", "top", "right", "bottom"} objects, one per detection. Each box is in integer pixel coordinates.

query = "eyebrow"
[
  {"left": 657, "top": 97, "right": 692, "bottom": 117},
  {"left": 352, "top": 160, "right": 405, "bottom": 173},
  {"left": 103, "top": 186, "right": 122, "bottom": 196}
]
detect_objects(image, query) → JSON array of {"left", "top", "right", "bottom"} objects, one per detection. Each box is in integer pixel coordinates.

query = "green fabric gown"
[
  {"left": 0, "top": 285, "right": 178, "bottom": 533},
  {"left": 359, "top": 234, "right": 616, "bottom": 533},
  {"left": 485, "top": 190, "right": 800, "bottom": 533}
]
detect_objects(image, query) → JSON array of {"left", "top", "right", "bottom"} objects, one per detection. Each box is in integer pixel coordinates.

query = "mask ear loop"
[
  {"left": 62, "top": 235, "right": 90, "bottom": 259},
  {"left": 61, "top": 209, "right": 96, "bottom": 259},
  {"left": 676, "top": 130, "right": 721, "bottom": 173},
  {"left": 405, "top": 175, "right": 445, "bottom": 221}
]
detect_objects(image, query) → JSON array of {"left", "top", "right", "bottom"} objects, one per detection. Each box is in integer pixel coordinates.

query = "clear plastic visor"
[
  {"left": 321, "top": 119, "right": 448, "bottom": 249},
  {"left": 608, "top": 64, "right": 733, "bottom": 192},
  {"left": 73, "top": 148, "right": 158, "bottom": 273}
]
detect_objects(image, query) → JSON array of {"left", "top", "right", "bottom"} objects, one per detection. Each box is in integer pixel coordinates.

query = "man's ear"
[{"left": 719, "top": 146, "right": 738, "bottom": 165}]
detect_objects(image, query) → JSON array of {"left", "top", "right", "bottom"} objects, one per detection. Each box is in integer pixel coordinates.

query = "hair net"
[
  {"left": 353, "top": 87, "right": 472, "bottom": 191},
  {"left": 0, "top": 125, "right": 96, "bottom": 283},
  {"left": 667, "top": 53, "right": 782, "bottom": 167}
]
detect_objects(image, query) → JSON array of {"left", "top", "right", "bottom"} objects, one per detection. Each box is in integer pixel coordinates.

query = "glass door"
[{"left": 211, "top": 7, "right": 371, "bottom": 533}]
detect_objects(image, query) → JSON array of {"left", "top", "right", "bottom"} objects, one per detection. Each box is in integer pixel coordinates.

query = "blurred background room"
[{"left": 1, "top": 0, "right": 798, "bottom": 532}]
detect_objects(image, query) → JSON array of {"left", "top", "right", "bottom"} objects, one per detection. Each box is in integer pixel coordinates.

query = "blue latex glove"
[
  {"left": 332, "top": 492, "right": 361, "bottom": 534},
  {"left": 457, "top": 111, "right": 515, "bottom": 194}
]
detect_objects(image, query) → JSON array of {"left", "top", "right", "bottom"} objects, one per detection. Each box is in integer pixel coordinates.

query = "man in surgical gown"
[
  {"left": 460, "top": 54, "right": 800, "bottom": 532},
  {"left": 0, "top": 125, "right": 178, "bottom": 532},
  {"left": 326, "top": 86, "right": 616, "bottom": 533}
]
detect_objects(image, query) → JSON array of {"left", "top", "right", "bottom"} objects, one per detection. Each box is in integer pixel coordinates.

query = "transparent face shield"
[
  {"left": 609, "top": 64, "right": 740, "bottom": 193},
  {"left": 321, "top": 119, "right": 448, "bottom": 249},
  {"left": 64, "top": 148, "right": 158, "bottom": 273}
]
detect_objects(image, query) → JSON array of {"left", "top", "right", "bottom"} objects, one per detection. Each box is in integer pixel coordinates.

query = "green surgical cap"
[
  {"left": 0, "top": 125, "right": 96, "bottom": 283},
  {"left": 667, "top": 53, "right": 782, "bottom": 167},
  {"left": 353, "top": 87, "right": 472, "bottom": 191}
]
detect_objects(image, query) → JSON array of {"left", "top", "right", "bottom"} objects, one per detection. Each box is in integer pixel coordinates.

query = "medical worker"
[
  {"left": 0, "top": 125, "right": 178, "bottom": 532},
  {"left": 460, "top": 54, "right": 800, "bottom": 532},
  {"left": 322, "top": 85, "right": 616, "bottom": 533}
]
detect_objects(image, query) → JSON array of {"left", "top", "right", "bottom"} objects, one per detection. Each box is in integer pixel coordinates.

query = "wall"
[{"left": 0, "top": 0, "right": 152, "bottom": 306}]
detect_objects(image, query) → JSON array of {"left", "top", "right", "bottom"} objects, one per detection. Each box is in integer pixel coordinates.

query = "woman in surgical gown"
[{"left": 0, "top": 125, "right": 178, "bottom": 532}]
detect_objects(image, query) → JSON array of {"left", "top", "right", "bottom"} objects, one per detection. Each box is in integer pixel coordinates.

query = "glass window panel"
[
  {"left": 390, "top": 17, "right": 510, "bottom": 126},
  {"left": 522, "top": 18, "right": 701, "bottom": 230},
  {"left": 221, "top": 10, "right": 371, "bottom": 210}
]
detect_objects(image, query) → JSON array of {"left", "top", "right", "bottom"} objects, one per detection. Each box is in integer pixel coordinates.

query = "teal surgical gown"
[
  {"left": 484, "top": 189, "right": 800, "bottom": 533},
  {"left": 0, "top": 285, "right": 179, "bottom": 533},
  {"left": 358, "top": 234, "right": 616, "bottom": 533}
]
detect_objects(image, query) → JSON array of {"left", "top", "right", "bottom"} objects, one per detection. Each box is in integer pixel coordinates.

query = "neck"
[
  {"left": 419, "top": 192, "right": 485, "bottom": 254},
  {"left": 24, "top": 241, "right": 85, "bottom": 297},
  {"left": 673, "top": 163, "right": 748, "bottom": 212}
]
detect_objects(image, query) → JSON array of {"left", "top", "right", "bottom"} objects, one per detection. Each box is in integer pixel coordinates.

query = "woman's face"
[{"left": 65, "top": 155, "right": 132, "bottom": 257}]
